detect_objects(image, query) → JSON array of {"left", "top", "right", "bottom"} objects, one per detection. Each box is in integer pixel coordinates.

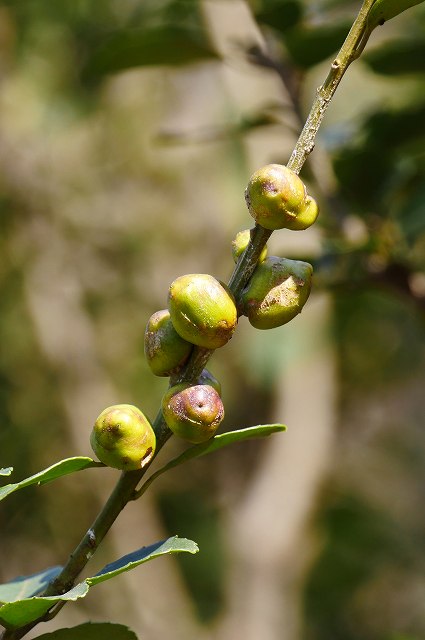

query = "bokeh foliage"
[{"left": 1, "top": 0, "right": 425, "bottom": 638}]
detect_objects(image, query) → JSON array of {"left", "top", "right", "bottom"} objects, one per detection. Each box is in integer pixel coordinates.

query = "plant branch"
[
  {"left": 287, "top": 0, "right": 376, "bottom": 175},
  {"left": 0, "top": 2, "right": 379, "bottom": 638}
]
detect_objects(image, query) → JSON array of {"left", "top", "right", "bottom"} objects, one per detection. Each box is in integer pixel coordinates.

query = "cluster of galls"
[{"left": 90, "top": 164, "right": 318, "bottom": 469}]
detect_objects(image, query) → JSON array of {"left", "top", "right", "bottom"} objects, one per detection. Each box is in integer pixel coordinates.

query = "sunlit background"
[{"left": 1, "top": 1, "right": 425, "bottom": 639}]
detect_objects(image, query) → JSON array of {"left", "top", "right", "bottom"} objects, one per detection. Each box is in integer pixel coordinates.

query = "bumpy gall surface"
[{"left": 241, "top": 256, "right": 313, "bottom": 329}]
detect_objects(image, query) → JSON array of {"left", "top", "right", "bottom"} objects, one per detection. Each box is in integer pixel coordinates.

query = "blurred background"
[{"left": 1, "top": 1, "right": 425, "bottom": 639}]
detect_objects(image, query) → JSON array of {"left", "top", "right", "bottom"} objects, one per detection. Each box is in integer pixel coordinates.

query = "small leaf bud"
[{"left": 197, "top": 368, "right": 222, "bottom": 396}]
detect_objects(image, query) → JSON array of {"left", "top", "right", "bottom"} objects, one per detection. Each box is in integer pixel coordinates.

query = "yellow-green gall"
[
  {"left": 241, "top": 256, "right": 313, "bottom": 329},
  {"left": 232, "top": 228, "right": 268, "bottom": 264},
  {"left": 90, "top": 404, "right": 156, "bottom": 471},
  {"left": 285, "top": 195, "right": 319, "bottom": 231},
  {"left": 144, "top": 309, "right": 193, "bottom": 377},
  {"left": 168, "top": 274, "right": 237, "bottom": 349},
  {"left": 245, "top": 164, "right": 318, "bottom": 231},
  {"left": 162, "top": 383, "right": 224, "bottom": 443}
]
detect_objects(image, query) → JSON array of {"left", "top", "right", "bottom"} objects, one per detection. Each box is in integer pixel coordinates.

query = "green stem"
[
  {"left": 0, "top": 2, "right": 378, "bottom": 638},
  {"left": 287, "top": 0, "right": 376, "bottom": 175}
]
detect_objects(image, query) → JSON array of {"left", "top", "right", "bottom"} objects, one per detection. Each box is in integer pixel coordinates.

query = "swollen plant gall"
[
  {"left": 245, "top": 164, "right": 318, "bottom": 231},
  {"left": 241, "top": 256, "right": 313, "bottom": 329},
  {"left": 144, "top": 309, "right": 193, "bottom": 377},
  {"left": 168, "top": 274, "right": 237, "bottom": 349},
  {"left": 162, "top": 383, "right": 224, "bottom": 444},
  {"left": 90, "top": 404, "right": 156, "bottom": 471},
  {"left": 231, "top": 228, "right": 268, "bottom": 264}
]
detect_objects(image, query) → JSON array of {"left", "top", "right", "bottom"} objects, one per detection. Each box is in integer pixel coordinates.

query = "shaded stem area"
[{"left": 0, "top": 2, "right": 378, "bottom": 638}]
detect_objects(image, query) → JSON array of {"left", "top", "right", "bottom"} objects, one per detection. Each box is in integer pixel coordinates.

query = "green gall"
[
  {"left": 245, "top": 164, "right": 307, "bottom": 230},
  {"left": 168, "top": 274, "right": 237, "bottom": 349},
  {"left": 162, "top": 383, "right": 224, "bottom": 443},
  {"left": 144, "top": 309, "right": 193, "bottom": 377},
  {"left": 283, "top": 195, "right": 319, "bottom": 231},
  {"left": 241, "top": 256, "right": 313, "bottom": 330},
  {"left": 90, "top": 404, "right": 156, "bottom": 471},
  {"left": 197, "top": 368, "right": 222, "bottom": 397},
  {"left": 232, "top": 228, "right": 268, "bottom": 264}
]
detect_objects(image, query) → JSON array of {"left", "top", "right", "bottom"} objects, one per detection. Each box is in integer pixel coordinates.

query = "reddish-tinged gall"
[
  {"left": 162, "top": 383, "right": 224, "bottom": 443},
  {"left": 168, "top": 274, "right": 237, "bottom": 349},
  {"left": 245, "top": 164, "right": 318, "bottom": 231},
  {"left": 90, "top": 404, "right": 156, "bottom": 471},
  {"left": 144, "top": 309, "right": 193, "bottom": 377},
  {"left": 241, "top": 256, "right": 313, "bottom": 329}
]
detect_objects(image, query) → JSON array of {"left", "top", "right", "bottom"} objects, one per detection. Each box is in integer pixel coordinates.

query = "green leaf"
[
  {"left": 284, "top": 22, "right": 351, "bottom": 68},
  {"left": 0, "top": 583, "right": 89, "bottom": 629},
  {"left": 88, "top": 536, "right": 199, "bottom": 586},
  {"left": 32, "top": 622, "right": 138, "bottom": 640},
  {"left": 0, "top": 537, "right": 197, "bottom": 629},
  {"left": 82, "top": 25, "right": 217, "bottom": 83},
  {"left": 0, "top": 567, "right": 62, "bottom": 604},
  {"left": 0, "top": 457, "right": 103, "bottom": 502},
  {"left": 367, "top": 0, "right": 425, "bottom": 30},
  {"left": 0, "top": 467, "right": 13, "bottom": 477},
  {"left": 136, "top": 424, "right": 286, "bottom": 498},
  {"left": 256, "top": 0, "right": 303, "bottom": 33},
  {"left": 364, "top": 40, "right": 425, "bottom": 75}
]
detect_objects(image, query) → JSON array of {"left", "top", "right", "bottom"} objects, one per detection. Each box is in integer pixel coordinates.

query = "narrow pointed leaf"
[
  {"left": 136, "top": 424, "right": 286, "bottom": 498},
  {"left": 0, "top": 583, "right": 89, "bottom": 629},
  {"left": 0, "top": 457, "right": 103, "bottom": 502},
  {"left": 0, "top": 567, "right": 62, "bottom": 604},
  {"left": 32, "top": 622, "right": 138, "bottom": 639},
  {"left": 0, "top": 468, "right": 13, "bottom": 477},
  {"left": 88, "top": 536, "right": 199, "bottom": 586}
]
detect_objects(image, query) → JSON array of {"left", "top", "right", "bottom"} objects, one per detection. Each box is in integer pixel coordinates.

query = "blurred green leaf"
[
  {"left": 333, "top": 102, "right": 425, "bottom": 209},
  {"left": 256, "top": 0, "right": 303, "bottom": 33},
  {"left": 0, "top": 583, "right": 89, "bottom": 629},
  {"left": 136, "top": 424, "right": 286, "bottom": 498},
  {"left": 364, "top": 40, "right": 425, "bottom": 75},
  {"left": 0, "top": 568, "right": 62, "bottom": 604},
  {"left": 81, "top": 25, "right": 218, "bottom": 83},
  {"left": 33, "top": 623, "right": 138, "bottom": 640},
  {"left": 394, "top": 183, "right": 425, "bottom": 243},
  {"left": 284, "top": 22, "right": 350, "bottom": 68},
  {"left": 88, "top": 536, "right": 198, "bottom": 586},
  {"left": 0, "top": 467, "right": 13, "bottom": 477},
  {"left": 0, "top": 458, "right": 103, "bottom": 502}
]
